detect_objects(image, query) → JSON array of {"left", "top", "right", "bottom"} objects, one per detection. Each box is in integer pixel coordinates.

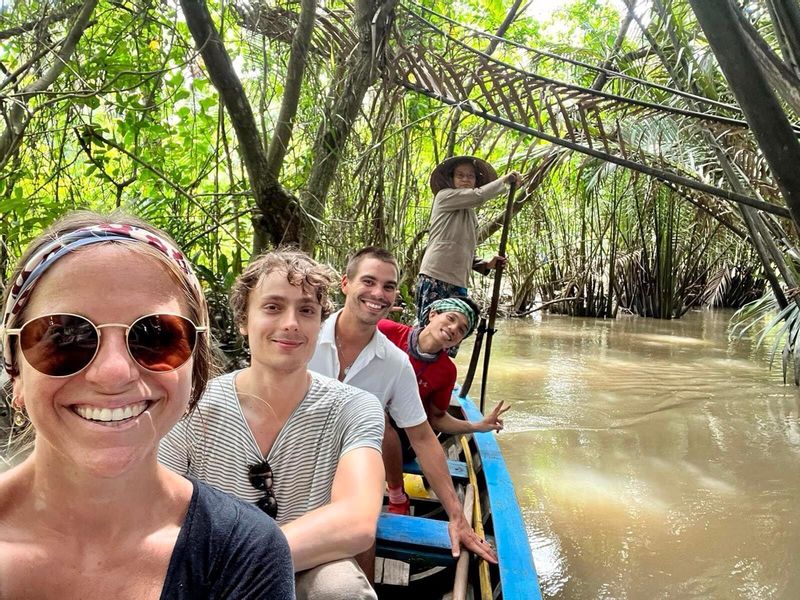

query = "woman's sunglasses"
[
  {"left": 248, "top": 459, "right": 278, "bottom": 519},
  {"left": 3, "top": 313, "right": 206, "bottom": 377}
]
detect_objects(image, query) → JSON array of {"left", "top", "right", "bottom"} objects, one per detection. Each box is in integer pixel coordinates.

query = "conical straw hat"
[{"left": 429, "top": 156, "right": 498, "bottom": 194}]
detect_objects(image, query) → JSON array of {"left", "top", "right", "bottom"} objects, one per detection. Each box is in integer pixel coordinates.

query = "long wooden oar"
[
  {"left": 452, "top": 482, "right": 475, "bottom": 600},
  {"left": 458, "top": 317, "right": 486, "bottom": 399},
  {"left": 479, "top": 181, "right": 517, "bottom": 412},
  {"left": 460, "top": 436, "right": 493, "bottom": 600}
]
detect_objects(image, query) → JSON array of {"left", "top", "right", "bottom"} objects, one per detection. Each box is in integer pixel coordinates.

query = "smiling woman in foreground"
[{"left": 0, "top": 212, "right": 294, "bottom": 599}]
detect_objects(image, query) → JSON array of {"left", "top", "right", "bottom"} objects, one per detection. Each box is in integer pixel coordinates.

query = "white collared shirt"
[{"left": 309, "top": 310, "right": 427, "bottom": 428}]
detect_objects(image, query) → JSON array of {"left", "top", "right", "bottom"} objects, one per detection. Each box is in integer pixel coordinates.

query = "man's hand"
[
  {"left": 485, "top": 255, "right": 508, "bottom": 271},
  {"left": 474, "top": 400, "right": 510, "bottom": 433},
  {"left": 406, "top": 421, "right": 498, "bottom": 562},
  {"left": 448, "top": 513, "right": 498, "bottom": 563}
]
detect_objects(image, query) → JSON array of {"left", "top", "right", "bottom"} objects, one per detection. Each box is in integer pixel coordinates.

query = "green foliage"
[
  {"left": 0, "top": 1, "right": 244, "bottom": 274},
  {"left": 0, "top": 0, "right": 782, "bottom": 336},
  {"left": 731, "top": 292, "right": 800, "bottom": 385}
]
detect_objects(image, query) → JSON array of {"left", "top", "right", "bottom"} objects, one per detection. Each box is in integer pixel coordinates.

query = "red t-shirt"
[{"left": 377, "top": 319, "right": 456, "bottom": 414}]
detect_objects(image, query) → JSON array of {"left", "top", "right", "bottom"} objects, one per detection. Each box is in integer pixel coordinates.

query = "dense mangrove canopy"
[{"left": 2, "top": 0, "right": 800, "bottom": 372}]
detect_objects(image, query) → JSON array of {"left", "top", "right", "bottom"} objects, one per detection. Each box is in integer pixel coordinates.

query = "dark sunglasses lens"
[
  {"left": 256, "top": 495, "right": 278, "bottom": 519},
  {"left": 248, "top": 461, "right": 274, "bottom": 491},
  {"left": 20, "top": 314, "right": 98, "bottom": 376},
  {"left": 248, "top": 461, "right": 277, "bottom": 518},
  {"left": 128, "top": 314, "right": 196, "bottom": 372}
]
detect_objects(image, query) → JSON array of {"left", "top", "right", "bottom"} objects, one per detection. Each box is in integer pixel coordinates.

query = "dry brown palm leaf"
[
  {"left": 388, "top": 53, "right": 787, "bottom": 218},
  {"left": 234, "top": 0, "right": 355, "bottom": 58},
  {"left": 234, "top": 0, "right": 794, "bottom": 222}
]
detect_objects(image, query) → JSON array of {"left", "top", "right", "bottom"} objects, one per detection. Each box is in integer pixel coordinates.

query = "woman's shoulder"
[
  {"left": 0, "top": 461, "right": 29, "bottom": 527},
  {"left": 191, "top": 480, "right": 282, "bottom": 537},
  {"left": 165, "top": 480, "right": 294, "bottom": 598}
]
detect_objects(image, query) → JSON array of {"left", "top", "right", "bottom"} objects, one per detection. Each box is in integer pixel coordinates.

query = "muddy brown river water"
[{"left": 456, "top": 309, "right": 800, "bottom": 599}]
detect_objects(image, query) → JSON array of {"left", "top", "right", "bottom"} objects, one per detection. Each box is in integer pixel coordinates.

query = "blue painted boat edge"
[
  {"left": 376, "top": 513, "right": 454, "bottom": 552},
  {"left": 455, "top": 390, "right": 543, "bottom": 600}
]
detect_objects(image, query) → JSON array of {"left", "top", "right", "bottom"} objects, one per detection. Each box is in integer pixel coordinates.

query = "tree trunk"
[
  {"left": 297, "top": 0, "right": 398, "bottom": 253},
  {"left": 734, "top": 7, "right": 800, "bottom": 117},
  {"left": 180, "top": 0, "right": 302, "bottom": 254},
  {"left": 0, "top": 0, "right": 98, "bottom": 170},
  {"left": 590, "top": 8, "right": 634, "bottom": 91},
  {"left": 265, "top": 0, "right": 318, "bottom": 180}
]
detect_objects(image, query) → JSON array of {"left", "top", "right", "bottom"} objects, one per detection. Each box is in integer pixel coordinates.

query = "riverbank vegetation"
[{"left": 1, "top": 0, "right": 800, "bottom": 373}]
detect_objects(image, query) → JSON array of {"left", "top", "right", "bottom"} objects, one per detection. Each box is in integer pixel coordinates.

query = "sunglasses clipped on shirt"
[
  {"left": 248, "top": 459, "right": 278, "bottom": 519},
  {"left": 3, "top": 313, "right": 206, "bottom": 377}
]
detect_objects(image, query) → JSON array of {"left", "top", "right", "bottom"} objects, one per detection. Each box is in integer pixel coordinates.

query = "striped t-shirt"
[{"left": 159, "top": 370, "right": 385, "bottom": 525}]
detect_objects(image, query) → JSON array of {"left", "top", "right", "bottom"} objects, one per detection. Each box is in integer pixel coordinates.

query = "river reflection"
[{"left": 456, "top": 309, "right": 800, "bottom": 600}]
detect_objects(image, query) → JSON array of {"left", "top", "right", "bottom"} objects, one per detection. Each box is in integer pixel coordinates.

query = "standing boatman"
[{"left": 417, "top": 156, "right": 522, "bottom": 354}]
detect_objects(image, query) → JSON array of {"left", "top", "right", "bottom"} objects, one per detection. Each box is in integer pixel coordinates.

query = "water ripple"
[{"left": 476, "top": 310, "right": 800, "bottom": 599}]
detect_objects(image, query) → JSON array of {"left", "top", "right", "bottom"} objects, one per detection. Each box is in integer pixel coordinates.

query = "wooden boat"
[{"left": 374, "top": 390, "right": 542, "bottom": 599}]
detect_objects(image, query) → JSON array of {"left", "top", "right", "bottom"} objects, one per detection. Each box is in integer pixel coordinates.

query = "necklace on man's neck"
[{"left": 336, "top": 334, "right": 355, "bottom": 376}]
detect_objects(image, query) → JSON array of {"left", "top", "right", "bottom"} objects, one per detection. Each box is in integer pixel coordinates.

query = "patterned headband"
[
  {"left": 2, "top": 223, "right": 206, "bottom": 375},
  {"left": 422, "top": 298, "right": 478, "bottom": 338}
]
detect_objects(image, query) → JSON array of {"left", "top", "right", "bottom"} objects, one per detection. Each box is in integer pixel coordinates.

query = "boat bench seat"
[
  {"left": 376, "top": 513, "right": 456, "bottom": 565},
  {"left": 403, "top": 458, "right": 469, "bottom": 481}
]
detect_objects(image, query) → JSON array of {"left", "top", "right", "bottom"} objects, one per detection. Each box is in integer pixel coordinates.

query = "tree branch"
[
  {"left": 0, "top": 0, "right": 98, "bottom": 168},
  {"left": 298, "top": 0, "right": 399, "bottom": 251},
  {"left": 265, "top": 0, "right": 318, "bottom": 180},
  {"left": 180, "top": 0, "right": 301, "bottom": 252},
  {"left": 0, "top": 4, "right": 81, "bottom": 41}
]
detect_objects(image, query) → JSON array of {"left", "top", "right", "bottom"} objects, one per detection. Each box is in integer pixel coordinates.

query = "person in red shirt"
[{"left": 377, "top": 296, "right": 509, "bottom": 514}]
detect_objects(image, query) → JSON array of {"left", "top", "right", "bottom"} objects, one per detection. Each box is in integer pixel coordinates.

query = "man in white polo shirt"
[{"left": 309, "top": 246, "right": 497, "bottom": 565}]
